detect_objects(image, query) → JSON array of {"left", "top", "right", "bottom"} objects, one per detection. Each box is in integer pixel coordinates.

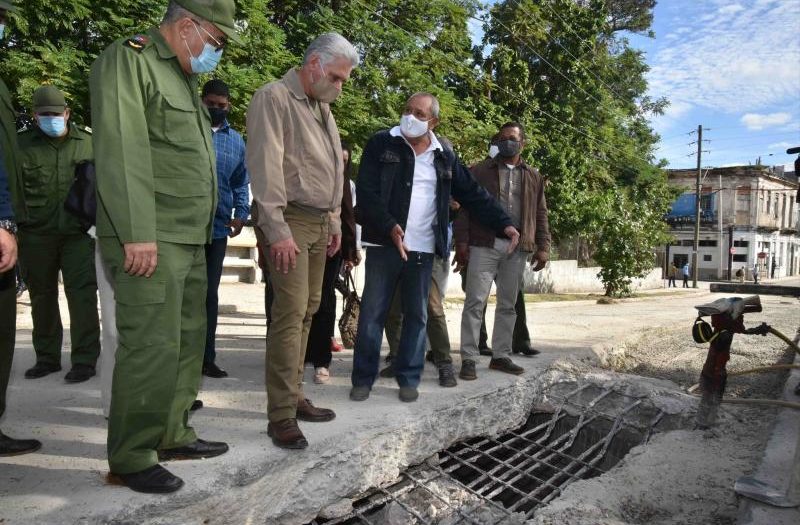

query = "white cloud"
[
  {"left": 718, "top": 4, "right": 745, "bottom": 15},
  {"left": 646, "top": 0, "right": 800, "bottom": 114},
  {"left": 740, "top": 112, "right": 793, "bottom": 130},
  {"left": 768, "top": 141, "right": 794, "bottom": 150}
]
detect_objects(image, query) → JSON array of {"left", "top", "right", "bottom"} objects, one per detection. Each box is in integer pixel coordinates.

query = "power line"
[{"left": 349, "top": 0, "right": 655, "bottom": 168}]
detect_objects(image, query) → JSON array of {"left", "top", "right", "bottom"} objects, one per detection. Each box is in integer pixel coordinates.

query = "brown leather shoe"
[
  {"left": 267, "top": 419, "right": 308, "bottom": 450},
  {"left": 296, "top": 398, "right": 336, "bottom": 422}
]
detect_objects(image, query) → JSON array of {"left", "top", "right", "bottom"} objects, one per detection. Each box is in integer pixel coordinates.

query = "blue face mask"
[
  {"left": 38, "top": 116, "right": 67, "bottom": 138},
  {"left": 186, "top": 21, "right": 223, "bottom": 74},
  {"left": 0, "top": 24, "right": 5, "bottom": 41}
]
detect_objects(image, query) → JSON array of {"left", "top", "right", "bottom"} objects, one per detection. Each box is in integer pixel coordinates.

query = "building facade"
[{"left": 660, "top": 165, "right": 799, "bottom": 281}]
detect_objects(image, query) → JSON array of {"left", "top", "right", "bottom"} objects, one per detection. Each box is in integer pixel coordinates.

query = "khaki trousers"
[{"left": 265, "top": 206, "right": 328, "bottom": 422}]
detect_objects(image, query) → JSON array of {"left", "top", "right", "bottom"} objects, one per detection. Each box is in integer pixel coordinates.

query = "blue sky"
[
  {"left": 473, "top": 0, "right": 800, "bottom": 171},
  {"left": 629, "top": 0, "right": 800, "bottom": 170}
]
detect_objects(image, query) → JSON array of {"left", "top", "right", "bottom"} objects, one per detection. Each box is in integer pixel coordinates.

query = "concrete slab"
[
  {"left": 737, "top": 352, "right": 800, "bottom": 525},
  {"left": 0, "top": 284, "right": 791, "bottom": 524}
]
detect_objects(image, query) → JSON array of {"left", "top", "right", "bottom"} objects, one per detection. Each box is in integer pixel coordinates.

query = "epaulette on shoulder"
[{"left": 123, "top": 34, "right": 149, "bottom": 53}]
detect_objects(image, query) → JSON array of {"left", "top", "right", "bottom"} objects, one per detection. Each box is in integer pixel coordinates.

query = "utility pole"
[{"left": 693, "top": 125, "right": 702, "bottom": 288}]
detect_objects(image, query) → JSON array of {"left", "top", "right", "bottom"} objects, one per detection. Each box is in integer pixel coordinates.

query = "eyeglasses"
[{"left": 191, "top": 19, "right": 227, "bottom": 51}]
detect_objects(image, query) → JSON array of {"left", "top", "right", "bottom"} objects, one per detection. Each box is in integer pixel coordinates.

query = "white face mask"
[
  {"left": 488, "top": 144, "right": 499, "bottom": 159},
  {"left": 400, "top": 113, "right": 430, "bottom": 138}
]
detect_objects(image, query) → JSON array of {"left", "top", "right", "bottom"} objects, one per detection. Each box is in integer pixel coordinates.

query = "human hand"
[
  {"left": 530, "top": 250, "right": 549, "bottom": 272},
  {"left": 327, "top": 233, "right": 341, "bottom": 258},
  {"left": 227, "top": 218, "right": 245, "bottom": 238},
  {"left": 123, "top": 242, "right": 158, "bottom": 277},
  {"left": 0, "top": 229, "right": 17, "bottom": 273},
  {"left": 390, "top": 224, "right": 409, "bottom": 261},
  {"left": 503, "top": 226, "right": 520, "bottom": 253},
  {"left": 452, "top": 243, "right": 469, "bottom": 273},
  {"left": 270, "top": 236, "right": 301, "bottom": 274}
]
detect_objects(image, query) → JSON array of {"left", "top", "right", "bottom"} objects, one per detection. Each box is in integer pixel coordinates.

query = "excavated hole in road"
[{"left": 309, "top": 380, "right": 693, "bottom": 525}]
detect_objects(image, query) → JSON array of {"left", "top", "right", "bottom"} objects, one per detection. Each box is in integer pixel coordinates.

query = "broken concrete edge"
[
  {"left": 114, "top": 362, "right": 707, "bottom": 525},
  {"left": 709, "top": 283, "right": 800, "bottom": 297},
  {"left": 737, "top": 350, "right": 800, "bottom": 524}
]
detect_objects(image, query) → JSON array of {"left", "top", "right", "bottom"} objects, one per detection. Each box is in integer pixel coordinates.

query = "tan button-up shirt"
[{"left": 246, "top": 68, "right": 343, "bottom": 244}]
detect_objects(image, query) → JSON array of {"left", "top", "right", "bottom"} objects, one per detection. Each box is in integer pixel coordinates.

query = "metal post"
[{"left": 693, "top": 125, "right": 702, "bottom": 288}]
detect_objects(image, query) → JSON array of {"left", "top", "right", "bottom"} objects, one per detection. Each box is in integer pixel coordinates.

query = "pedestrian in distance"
[
  {"left": 90, "top": 0, "right": 241, "bottom": 494},
  {"left": 668, "top": 262, "right": 677, "bottom": 287},
  {"left": 682, "top": 262, "right": 690, "bottom": 287}
]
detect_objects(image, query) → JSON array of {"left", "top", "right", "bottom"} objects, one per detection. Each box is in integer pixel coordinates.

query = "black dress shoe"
[
  {"left": 478, "top": 346, "right": 493, "bottom": 357},
  {"left": 512, "top": 346, "right": 541, "bottom": 357},
  {"left": 65, "top": 364, "right": 96, "bottom": 383},
  {"left": 24, "top": 362, "right": 61, "bottom": 379},
  {"left": 190, "top": 399, "right": 203, "bottom": 411},
  {"left": 202, "top": 362, "right": 228, "bottom": 378},
  {"left": 158, "top": 439, "right": 229, "bottom": 461},
  {"left": 0, "top": 430, "right": 42, "bottom": 457},
  {"left": 110, "top": 464, "right": 184, "bottom": 494}
]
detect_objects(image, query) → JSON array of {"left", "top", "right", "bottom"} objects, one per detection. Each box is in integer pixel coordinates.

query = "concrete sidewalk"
[{"left": 0, "top": 283, "right": 793, "bottom": 524}]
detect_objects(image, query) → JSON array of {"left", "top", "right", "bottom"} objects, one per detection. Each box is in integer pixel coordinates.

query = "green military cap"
[
  {"left": 175, "top": 0, "right": 242, "bottom": 45},
  {"left": 32, "top": 85, "right": 67, "bottom": 114},
  {"left": 0, "top": 0, "right": 16, "bottom": 12}
]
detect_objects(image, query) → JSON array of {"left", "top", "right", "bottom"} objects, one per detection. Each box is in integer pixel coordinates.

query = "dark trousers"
[
  {"left": 683, "top": 275, "right": 689, "bottom": 287},
  {"left": 204, "top": 237, "right": 228, "bottom": 364},
  {"left": 0, "top": 270, "right": 15, "bottom": 420},
  {"left": 461, "top": 268, "right": 530, "bottom": 350},
  {"left": 352, "top": 247, "right": 434, "bottom": 389},
  {"left": 305, "top": 255, "right": 342, "bottom": 368}
]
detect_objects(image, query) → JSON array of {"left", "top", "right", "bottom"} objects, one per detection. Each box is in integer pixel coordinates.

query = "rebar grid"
[{"left": 308, "top": 383, "right": 663, "bottom": 525}]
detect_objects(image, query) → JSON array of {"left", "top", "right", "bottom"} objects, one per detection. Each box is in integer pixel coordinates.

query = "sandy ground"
[{"left": 530, "top": 296, "right": 800, "bottom": 525}]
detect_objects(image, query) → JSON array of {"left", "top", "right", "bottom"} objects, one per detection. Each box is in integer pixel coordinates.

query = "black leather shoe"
[
  {"left": 379, "top": 364, "right": 395, "bottom": 378},
  {"left": 202, "top": 362, "right": 228, "bottom": 378},
  {"left": 24, "top": 362, "right": 62, "bottom": 379},
  {"left": 158, "top": 439, "right": 229, "bottom": 461},
  {"left": 478, "top": 346, "right": 493, "bottom": 357},
  {"left": 190, "top": 399, "right": 203, "bottom": 411},
  {"left": 0, "top": 430, "right": 42, "bottom": 456},
  {"left": 489, "top": 357, "right": 525, "bottom": 375},
  {"left": 425, "top": 351, "right": 434, "bottom": 364},
  {"left": 65, "top": 364, "right": 96, "bottom": 383},
  {"left": 110, "top": 464, "right": 184, "bottom": 494},
  {"left": 459, "top": 360, "right": 477, "bottom": 381},
  {"left": 512, "top": 346, "right": 541, "bottom": 357}
]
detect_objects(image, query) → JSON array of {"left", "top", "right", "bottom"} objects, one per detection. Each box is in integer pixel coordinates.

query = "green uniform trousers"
[
  {"left": 385, "top": 270, "right": 452, "bottom": 365},
  {"left": 0, "top": 270, "right": 15, "bottom": 420},
  {"left": 265, "top": 206, "right": 328, "bottom": 423},
  {"left": 100, "top": 238, "right": 206, "bottom": 474},
  {"left": 18, "top": 231, "right": 100, "bottom": 367}
]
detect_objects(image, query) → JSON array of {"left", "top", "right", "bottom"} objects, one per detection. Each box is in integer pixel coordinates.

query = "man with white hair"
[{"left": 247, "top": 32, "right": 358, "bottom": 449}]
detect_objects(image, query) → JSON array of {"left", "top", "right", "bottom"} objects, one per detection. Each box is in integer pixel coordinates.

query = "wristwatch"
[{"left": 0, "top": 219, "right": 17, "bottom": 235}]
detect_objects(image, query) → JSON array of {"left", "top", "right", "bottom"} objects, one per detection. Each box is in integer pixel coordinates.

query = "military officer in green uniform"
[
  {"left": 0, "top": 0, "right": 42, "bottom": 457},
  {"left": 17, "top": 85, "right": 101, "bottom": 383},
  {"left": 90, "top": 0, "right": 240, "bottom": 493}
]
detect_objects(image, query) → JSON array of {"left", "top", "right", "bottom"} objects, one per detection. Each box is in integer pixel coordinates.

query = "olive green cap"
[
  {"left": 0, "top": 0, "right": 16, "bottom": 12},
  {"left": 175, "top": 0, "right": 242, "bottom": 45},
  {"left": 32, "top": 85, "right": 67, "bottom": 114}
]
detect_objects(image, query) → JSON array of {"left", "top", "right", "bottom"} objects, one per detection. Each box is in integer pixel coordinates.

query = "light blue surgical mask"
[
  {"left": 185, "top": 21, "right": 223, "bottom": 74},
  {"left": 0, "top": 24, "right": 5, "bottom": 41},
  {"left": 38, "top": 116, "right": 67, "bottom": 138}
]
